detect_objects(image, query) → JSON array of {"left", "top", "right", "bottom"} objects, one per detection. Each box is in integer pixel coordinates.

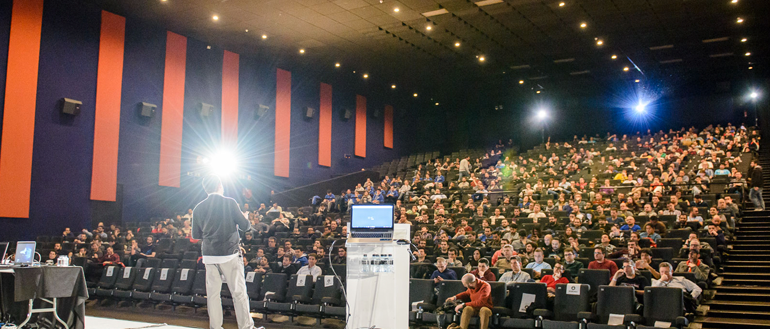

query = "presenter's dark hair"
[{"left": 202, "top": 175, "right": 222, "bottom": 194}]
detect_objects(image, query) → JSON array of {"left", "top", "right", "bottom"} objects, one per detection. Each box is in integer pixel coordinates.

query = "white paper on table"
[
  {"left": 180, "top": 269, "right": 190, "bottom": 281},
  {"left": 324, "top": 275, "right": 334, "bottom": 287},
  {"left": 566, "top": 283, "right": 580, "bottom": 295},
  {"left": 411, "top": 300, "right": 424, "bottom": 312},
  {"left": 518, "top": 293, "right": 536, "bottom": 313},
  {"left": 607, "top": 314, "right": 624, "bottom": 326},
  {"left": 160, "top": 268, "right": 169, "bottom": 280},
  {"left": 654, "top": 321, "right": 672, "bottom": 328},
  {"left": 106, "top": 267, "right": 114, "bottom": 277},
  {"left": 297, "top": 275, "right": 306, "bottom": 287},
  {"left": 123, "top": 267, "right": 132, "bottom": 278},
  {"left": 143, "top": 268, "right": 152, "bottom": 280},
  {"left": 246, "top": 272, "right": 256, "bottom": 283}
]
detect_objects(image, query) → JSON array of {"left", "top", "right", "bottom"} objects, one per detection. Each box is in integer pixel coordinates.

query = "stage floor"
[{"left": 86, "top": 316, "right": 201, "bottom": 329}]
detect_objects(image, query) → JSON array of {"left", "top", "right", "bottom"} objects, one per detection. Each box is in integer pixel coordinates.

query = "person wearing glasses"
[{"left": 609, "top": 259, "right": 649, "bottom": 303}]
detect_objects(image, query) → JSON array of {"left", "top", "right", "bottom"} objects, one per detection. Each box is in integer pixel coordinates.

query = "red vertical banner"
[
  {"left": 384, "top": 105, "right": 393, "bottom": 149},
  {"left": 318, "top": 83, "right": 332, "bottom": 167},
  {"left": 90, "top": 11, "right": 126, "bottom": 202},
  {"left": 355, "top": 95, "right": 366, "bottom": 158},
  {"left": 274, "top": 69, "right": 291, "bottom": 177},
  {"left": 158, "top": 31, "right": 187, "bottom": 187},
  {"left": 221, "top": 50, "right": 239, "bottom": 148},
  {"left": 0, "top": 0, "right": 44, "bottom": 218}
]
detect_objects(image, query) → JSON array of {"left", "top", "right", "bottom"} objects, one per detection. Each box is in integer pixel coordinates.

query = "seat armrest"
[
  {"left": 675, "top": 316, "right": 688, "bottom": 328},
  {"left": 624, "top": 314, "right": 643, "bottom": 324},
  {"left": 533, "top": 309, "right": 553, "bottom": 319},
  {"left": 577, "top": 312, "right": 594, "bottom": 322}
]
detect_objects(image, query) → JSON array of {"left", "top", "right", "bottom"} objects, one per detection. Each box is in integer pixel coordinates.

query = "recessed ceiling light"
[
  {"left": 731, "top": 0, "right": 738, "bottom": 3},
  {"left": 635, "top": 79, "right": 640, "bottom": 83},
  {"left": 262, "top": 34, "right": 267, "bottom": 39},
  {"left": 335, "top": 63, "right": 340, "bottom": 67},
  {"left": 580, "top": 22, "right": 587, "bottom": 28},
  {"left": 299, "top": 49, "right": 305, "bottom": 54},
  {"left": 611, "top": 54, "right": 617, "bottom": 59},
  {"left": 245, "top": 29, "right": 249, "bottom": 32},
  {"left": 623, "top": 67, "right": 629, "bottom": 71},
  {"left": 363, "top": 74, "right": 369, "bottom": 78},
  {"left": 559, "top": 2, "right": 565, "bottom": 6},
  {"left": 393, "top": 7, "right": 400, "bottom": 12},
  {"left": 536, "top": 90, "right": 541, "bottom": 94},
  {"left": 435, "top": 102, "right": 439, "bottom": 106},
  {"left": 161, "top": 0, "right": 167, "bottom": 2},
  {"left": 391, "top": 84, "right": 396, "bottom": 89},
  {"left": 749, "top": 66, "right": 753, "bottom": 70},
  {"left": 207, "top": 45, "right": 211, "bottom": 49},
  {"left": 413, "top": 93, "right": 418, "bottom": 97},
  {"left": 426, "top": 25, "right": 432, "bottom": 30},
  {"left": 519, "top": 80, "right": 525, "bottom": 84},
  {"left": 745, "top": 52, "right": 751, "bottom": 56},
  {"left": 741, "top": 38, "right": 747, "bottom": 42},
  {"left": 736, "top": 17, "right": 744, "bottom": 23},
  {"left": 596, "top": 40, "right": 603, "bottom": 46},
  {"left": 479, "top": 56, "right": 486, "bottom": 62},
  {"left": 455, "top": 42, "right": 461, "bottom": 47},
  {"left": 212, "top": 15, "right": 219, "bottom": 21}
]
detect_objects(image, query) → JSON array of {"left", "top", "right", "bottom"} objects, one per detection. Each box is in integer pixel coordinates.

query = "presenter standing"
[{"left": 192, "top": 175, "right": 255, "bottom": 329}]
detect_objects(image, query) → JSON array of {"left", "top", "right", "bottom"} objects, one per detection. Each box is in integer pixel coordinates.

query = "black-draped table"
[{"left": 0, "top": 265, "right": 88, "bottom": 329}]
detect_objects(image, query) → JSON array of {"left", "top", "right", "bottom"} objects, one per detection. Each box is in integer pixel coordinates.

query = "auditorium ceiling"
[{"left": 93, "top": 0, "right": 768, "bottom": 99}]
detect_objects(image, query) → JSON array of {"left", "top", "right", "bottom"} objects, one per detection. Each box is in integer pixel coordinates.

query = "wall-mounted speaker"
[
  {"left": 139, "top": 102, "right": 157, "bottom": 118},
  {"left": 371, "top": 108, "right": 381, "bottom": 118},
  {"left": 198, "top": 103, "right": 215, "bottom": 117},
  {"left": 254, "top": 104, "right": 269, "bottom": 120},
  {"left": 303, "top": 107, "right": 315, "bottom": 119},
  {"left": 60, "top": 98, "right": 82, "bottom": 116},
  {"left": 340, "top": 108, "right": 352, "bottom": 121}
]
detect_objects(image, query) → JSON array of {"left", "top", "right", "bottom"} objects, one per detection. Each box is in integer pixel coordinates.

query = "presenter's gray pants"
[{"left": 205, "top": 256, "right": 254, "bottom": 329}]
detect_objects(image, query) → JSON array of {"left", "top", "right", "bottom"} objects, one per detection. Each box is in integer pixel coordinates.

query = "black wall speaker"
[
  {"left": 254, "top": 104, "right": 269, "bottom": 120},
  {"left": 60, "top": 98, "right": 82, "bottom": 116},
  {"left": 304, "top": 106, "right": 315, "bottom": 119},
  {"left": 198, "top": 103, "right": 215, "bottom": 117},
  {"left": 139, "top": 102, "right": 157, "bottom": 118},
  {"left": 340, "top": 108, "right": 352, "bottom": 121}
]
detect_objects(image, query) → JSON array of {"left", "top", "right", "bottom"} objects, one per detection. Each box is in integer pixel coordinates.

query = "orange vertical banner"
[
  {"left": 274, "top": 69, "right": 291, "bottom": 177},
  {"left": 90, "top": 11, "right": 126, "bottom": 201},
  {"left": 355, "top": 95, "right": 366, "bottom": 158},
  {"left": 384, "top": 105, "right": 393, "bottom": 149},
  {"left": 318, "top": 83, "right": 332, "bottom": 167},
  {"left": 158, "top": 31, "right": 187, "bottom": 187},
  {"left": 221, "top": 50, "right": 239, "bottom": 147},
  {"left": 0, "top": 0, "right": 44, "bottom": 218}
]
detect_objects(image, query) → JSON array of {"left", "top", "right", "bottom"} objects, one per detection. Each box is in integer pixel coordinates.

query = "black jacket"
[
  {"left": 751, "top": 165, "right": 764, "bottom": 188},
  {"left": 192, "top": 194, "right": 251, "bottom": 257}
]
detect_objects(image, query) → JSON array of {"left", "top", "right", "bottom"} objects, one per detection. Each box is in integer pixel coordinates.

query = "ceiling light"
[
  {"left": 580, "top": 22, "right": 587, "bottom": 29},
  {"left": 635, "top": 79, "right": 640, "bottom": 83},
  {"left": 750, "top": 92, "right": 758, "bottom": 99},
  {"left": 519, "top": 80, "right": 525, "bottom": 84},
  {"left": 623, "top": 67, "right": 629, "bottom": 71},
  {"left": 435, "top": 102, "right": 439, "bottom": 106},
  {"left": 245, "top": 29, "right": 249, "bottom": 32},
  {"left": 536, "top": 90, "right": 541, "bottom": 94},
  {"left": 745, "top": 52, "right": 751, "bottom": 56},
  {"left": 207, "top": 45, "right": 211, "bottom": 49},
  {"left": 299, "top": 49, "right": 305, "bottom": 54},
  {"left": 262, "top": 34, "right": 267, "bottom": 39},
  {"left": 391, "top": 84, "right": 396, "bottom": 89},
  {"left": 749, "top": 66, "right": 753, "bottom": 70},
  {"left": 479, "top": 56, "right": 486, "bottom": 62},
  {"left": 741, "top": 38, "right": 747, "bottom": 42},
  {"left": 426, "top": 25, "right": 432, "bottom": 30},
  {"left": 596, "top": 40, "right": 603, "bottom": 46},
  {"left": 422, "top": 8, "right": 449, "bottom": 17},
  {"left": 736, "top": 17, "right": 743, "bottom": 23},
  {"left": 413, "top": 93, "right": 418, "bottom": 97},
  {"left": 161, "top": 0, "right": 167, "bottom": 2},
  {"left": 731, "top": 0, "right": 738, "bottom": 3},
  {"left": 475, "top": 0, "right": 504, "bottom": 6},
  {"left": 611, "top": 54, "right": 617, "bottom": 60},
  {"left": 559, "top": 2, "right": 565, "bottom": 6},
  {"left": 363, "top": 74, "right": 369, "bottom": 79},
  {"left": 455, "top": 42, "right": 461, "bottom": 47},
  {"left": 335, "top": 63, "right": 340, "bottom": 67},
  {"left": 393, "top": 7, "right": 400, "bottom": 12},
  {"left": 212, "top": 15, "right": 219, "bottom": 21}
]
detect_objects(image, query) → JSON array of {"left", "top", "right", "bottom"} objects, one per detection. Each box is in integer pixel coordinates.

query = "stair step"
[
  {"left": 721, "top": 279, "right": 770, "bottom": 286},
  {"left": 722, "top": 272, "right": 770, "bottom": 278},
  {"left": 716, "top": 285, "right": 770, "bottom": 291},
  {"left": 725, "top": 260, "right": 770, "bottom": 264},
  {"left": 705, "top": 309, "right": 770, "bottom": 320},
  {"left": 730, "top": 240, "right": 770, "bottom": 243},
  {"left": 695, "top": 316, "right": 770, "bottom": 328}
]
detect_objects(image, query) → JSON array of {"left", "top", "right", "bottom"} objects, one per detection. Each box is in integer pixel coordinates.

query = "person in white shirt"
[
  {"left": 528, "top": 204, "right": 547, "bottom": 219},
  {"left": 498, "top": 255, "right": 531, "bottom": 284},
  {"left": 296, "top": 253, "right": 323, "bottom": 281},
  {"left": 459, "top": 156, "right": 471, "bottom": 180},
  {"left": 651, "top": 262, "right": 702, "bottom": 313}
]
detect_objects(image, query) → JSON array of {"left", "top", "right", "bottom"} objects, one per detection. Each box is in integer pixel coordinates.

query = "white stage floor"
[{"left": 85, "top": 316, "right": 203, "bottom": 329}]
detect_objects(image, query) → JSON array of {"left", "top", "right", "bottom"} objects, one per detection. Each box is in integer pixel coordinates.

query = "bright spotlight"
[
  {"left": 537, "top": 109, "right": 547, "bottom": 120},
  {"left": 635, "top": 103, "right": 646, "bottom": 113},
  {"left": 750, "top": 92, "right": 759, "bottom": 99},
  {"left": 208, "top": 150, "right": 238, "bottom": 177}
]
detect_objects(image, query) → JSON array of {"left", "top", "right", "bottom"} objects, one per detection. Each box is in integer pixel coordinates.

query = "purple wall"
[{"left": 0, "top": 0, "right": 403, "bottom": 241}]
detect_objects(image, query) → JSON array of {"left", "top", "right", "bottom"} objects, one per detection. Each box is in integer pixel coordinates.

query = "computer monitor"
[
  {"left": 351, "top": 204, "right": 394, "bottom": 230},
  {"left": 14, "top": 241, "right": 36, "bottom": 265},
  {"left": 0, "top": 242, "right": 8, "bottom": 261}
]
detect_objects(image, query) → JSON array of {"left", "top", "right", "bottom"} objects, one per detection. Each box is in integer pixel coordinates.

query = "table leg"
[{"left": 52, "top": 298, "right": 69, "bottom": 329}]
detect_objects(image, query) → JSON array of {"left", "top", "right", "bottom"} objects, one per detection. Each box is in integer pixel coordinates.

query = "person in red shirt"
[
  {"left": 540, "top": 263, "right": 569, "bottom": 296},
  {"left": 588, "top": 246, "right": 618, "bottom": 276},
  {"left": 470, "top": 258, "right": 496, "bottom": 281},
  {"left": 445, "top": 274, "right": 493, "bottom": 329},
  {"left": 98, "top": 246, "right": 121, "bottom": 266}
]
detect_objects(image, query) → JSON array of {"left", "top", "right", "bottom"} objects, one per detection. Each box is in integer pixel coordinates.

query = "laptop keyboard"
[{"left": 351, "top": 233, "right": 392, "bottom": 239}]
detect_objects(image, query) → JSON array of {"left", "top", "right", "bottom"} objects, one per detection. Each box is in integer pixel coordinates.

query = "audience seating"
[
  {"left": 536, "top": 283, "right": 590, "bottom": 329},
  {"left": 579, "top": 285, "right": 642, "bottom": 328}
]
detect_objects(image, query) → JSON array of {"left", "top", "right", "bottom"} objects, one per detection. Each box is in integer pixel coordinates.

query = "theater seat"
[
  {"left": 499, "top": 282, "right": 547, "bottom": 329},
  {"left": 253, "top": 273, "right": 288, "bottom": 313},
  {"left": 419, "top": 280, "right": 466, "bottom": 325},
  {"left": 266, "top": 274, "right": 314, "bottom": 314},
  {"left": 537, "top": 283, "right": 590, "bottom": 329},
  {"left": 409, "top": 279, "right": 435, "bottom": 322},
  {"left": 115, "top": 267, "right": 154, "bottom": 303},
  {"left": 581, "top": 285, "right": 641, "bottom": 329},
  {"left": 577, "top": 269, "right": 610, "bottom": 298},
  {"left": 297, "top": 275, "right": 342, "bottom": 318},
  {"left": 93, "top": 265, "right": 120, "bottom": 298},
  {"left": 191, "top": 270, "right": 209, "bottom": 309},
  {"left": 165, "top": 268, "right": 197, "bottom": 309},
  {"left": 146, "top": 266, "right": 179, "bottom": 304},
  {"left": 638, "top": 287, "right": 688, "bottom": 329}
]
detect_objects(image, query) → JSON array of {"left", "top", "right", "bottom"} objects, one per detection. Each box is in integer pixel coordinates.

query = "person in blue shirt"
[
  {"left": 323, "top": 190, "right": 336, "bottom": 210},
  {"left": 373, "top": 190, "right": 385, "bottom": 204},
  {"left": 430, "top": 257, "right": 457, "bottom": 283},
  {"left": 435, "top": 171, "right": 445, "bottom": 183},
  {"left": 714, "top": 163, "right": 730, "bottom": 176},
  {"left": 639, "top": 224, "right": 662, "bottom": 243},
  {"left": 478, "top": 227, "right": 493, "bottom": 242},
  {"left": 292, "top": 248, "right": 308, "bottom": 267},
  {"left": 619, "top": 216, "right": 642, "bottom": 232}
]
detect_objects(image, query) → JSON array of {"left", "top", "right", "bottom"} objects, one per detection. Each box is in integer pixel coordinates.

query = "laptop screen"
[
  {"left": 0, "top": 242, "right": 8, "bottom": 261},
  {"left": 351, "top": 204, "right": 394, "bottom": 230},
  {"left": 14, "top": 241, "right": 36, "bottom": 265}
]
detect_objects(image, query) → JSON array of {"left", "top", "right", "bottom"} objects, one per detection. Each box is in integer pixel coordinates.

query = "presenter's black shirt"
[{"left": 192, "top": 194, "right": 251, "bottom": 257}]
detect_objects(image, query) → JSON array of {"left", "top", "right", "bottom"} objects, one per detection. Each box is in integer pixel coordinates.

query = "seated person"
[
  {"left": 498, "top": 256, "right": 531, "bottom": 284},
  {"left": 675, "top": 250, "right": 710, "bottom": 283},
  {"left": 610, "top": 259, "right": 649, "bottom": 302},
  {"left": 431, "top": 257, "right": 458, "bottom": 283},
  {"left": 562, "top": 248, "right": 584, "bottom": 277},
  {"left": 445, "top": 274, "right": 493, "bottom": 329},
  {"left": 524, "top": 248, "right": 552, "bottom": 279},
  {"left": 540, "top": 263, "right": 569, "bottom": 297},
  {"left": 588, "top": 246, "right": 618, "bottom": 276},
  {"left": 470, "top": 258, "right": 496, "bottom": 282},
  {"left": 619, "top": 216, "right": 641, "bottom": 232},
  {"left": 639, "top": 224, "right": 662, "bottom": 243},
  {"left": 653, "top": 262, "right": 701, "bottom": 314},
  {"left": 297, "top": 253, "right": 323, "bottom": 282},
  {"left": 493, "top": 245, "right": 517, "bottom": 271}
]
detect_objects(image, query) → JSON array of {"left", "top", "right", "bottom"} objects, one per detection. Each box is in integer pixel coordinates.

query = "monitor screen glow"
[{"left": 351, "top": 204, "right": 394, "bottom": 229}]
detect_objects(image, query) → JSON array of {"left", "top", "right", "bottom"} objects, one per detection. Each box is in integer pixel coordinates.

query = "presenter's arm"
[
  {"left": 191, "top": 209, "right": 202, "bottom": 240},
  {"left": 232, "top": 200, "right": 252, "bottom": 231}
]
